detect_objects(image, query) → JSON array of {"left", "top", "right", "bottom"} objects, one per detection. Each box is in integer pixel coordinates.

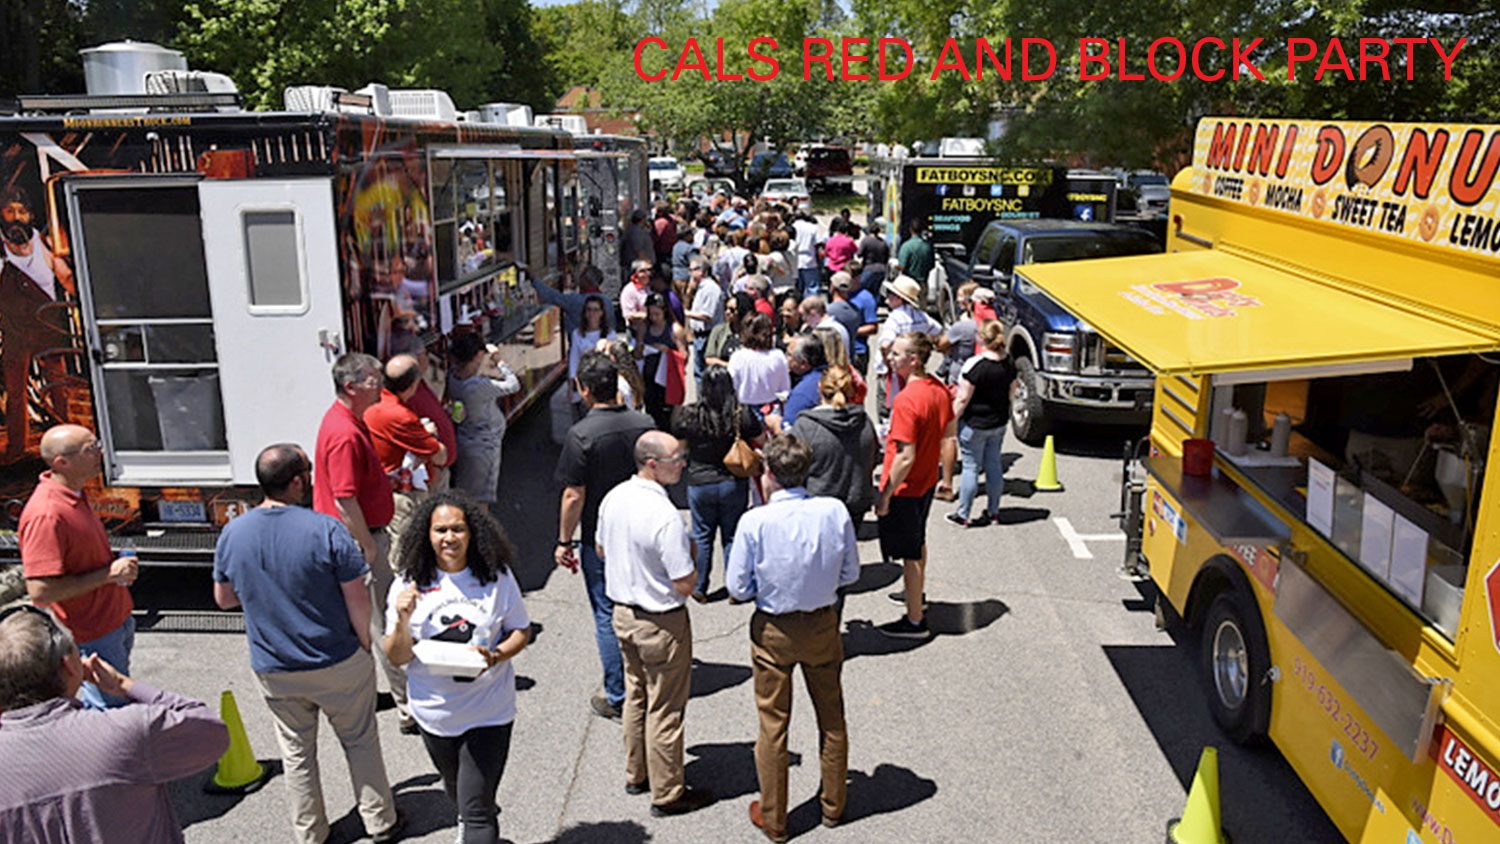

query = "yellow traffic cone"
[
  {"left": 1166, "top": 747, "right": 1229, "bottom": 844},
  {"left": 204, "top": 690, "right": 269, "bottom": 794},
  {"left": 1034, "top": 434, "right": 1064, "bottom": 492}
]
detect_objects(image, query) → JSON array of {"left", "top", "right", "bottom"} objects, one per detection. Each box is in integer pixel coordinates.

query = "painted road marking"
[{"left": 1053, "top": 517, "right": 1126, "bottom": 560}]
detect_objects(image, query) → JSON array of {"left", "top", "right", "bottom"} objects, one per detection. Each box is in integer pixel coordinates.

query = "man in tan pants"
[
  {"left": 596, "top": 431, "right": 715, "bottom": 817},
  {"left": 213, "top": 444, "right": 402, "bottom": 844},
  {"left": 727, "top": 435, "right": 860, "bottom": 842}
]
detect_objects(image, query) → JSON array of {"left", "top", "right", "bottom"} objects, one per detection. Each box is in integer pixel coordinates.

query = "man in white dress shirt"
[{"left": 595, "top": 430, "right": 715, "bottom": 817}]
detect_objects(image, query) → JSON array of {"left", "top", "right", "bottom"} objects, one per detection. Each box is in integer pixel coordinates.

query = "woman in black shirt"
[
  {"left": 671, "top": 365, "right": 765, "bottom": 601},
  {"left": 948, "top": 320, "right": 1016, "bottom": 527}
]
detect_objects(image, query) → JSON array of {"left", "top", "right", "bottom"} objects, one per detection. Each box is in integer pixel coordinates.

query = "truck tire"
[
  {"left": 1010, "top": 357, "right": 1049, "bottom": 446},
  {"left": 1199, "top": 590, "right": 1272, "bottom": 745},
  {"left": 936, "top": 278, "right": 956, "bottom": 324}
]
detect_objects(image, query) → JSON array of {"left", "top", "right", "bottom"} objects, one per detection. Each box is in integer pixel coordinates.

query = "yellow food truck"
[{"left": 1020, "top": 117, "right": 1500, "bottom": 842}]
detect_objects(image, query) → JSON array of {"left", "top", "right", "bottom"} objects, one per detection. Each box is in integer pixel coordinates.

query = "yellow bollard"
[
  {"left": 1167, "top": 747, "right": 1229, "bottom": 844},
  {"left": 1034, "top": 434, "right": 1064, "bottom": 492},
  {"left": 205, "top": 690, "right": 269, "bottom": 794}
]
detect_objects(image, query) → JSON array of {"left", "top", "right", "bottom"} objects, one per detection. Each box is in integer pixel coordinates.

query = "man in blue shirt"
[
  {"left": 727, "top": 435, "right": 859, "bottom": 843},
  {"left": 213, "top": 444, "right": 402, "bottom": 844},
  {"left": 780, "top": 334, "right": 827, "bottom": 427},
  {"left": 841, "top": 272, "right": 880, "bottom": 375}
]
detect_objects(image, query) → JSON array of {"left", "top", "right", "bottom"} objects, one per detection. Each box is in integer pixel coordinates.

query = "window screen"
[{"left": 243, "top": 210, "right": 303, "bottom": 307}]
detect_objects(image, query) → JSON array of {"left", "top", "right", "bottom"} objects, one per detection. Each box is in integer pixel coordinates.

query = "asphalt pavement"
[{"left": 123, "top": 389, "right": 1341, "bottom": 844}]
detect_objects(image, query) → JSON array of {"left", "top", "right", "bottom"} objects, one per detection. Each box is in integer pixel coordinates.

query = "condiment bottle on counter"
[
  {"left": 1227, "top": 408, "right": 1249, "bottom": 456},
  {"left": 1270, "top": 412, "right": 1292, "bottom": 457}
]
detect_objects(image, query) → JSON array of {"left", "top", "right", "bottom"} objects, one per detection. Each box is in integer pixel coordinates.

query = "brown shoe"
[{"left": 748, "top": 800, "right": 788, "bottom": 843}]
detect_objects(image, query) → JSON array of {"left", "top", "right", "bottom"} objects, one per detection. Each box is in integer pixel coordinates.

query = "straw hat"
[
  {"left": 881, "top": 275, "right": 923, "bottom": 308},
  {"left": 971, "top": 286, "right": 996, "bottom": 303}
]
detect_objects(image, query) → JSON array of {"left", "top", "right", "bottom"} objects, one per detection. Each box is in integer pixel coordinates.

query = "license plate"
[{"left": 158, "top": 499, "right": 207, "bottom": 523}]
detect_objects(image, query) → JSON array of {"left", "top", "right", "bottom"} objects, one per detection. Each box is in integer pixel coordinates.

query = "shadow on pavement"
[
  {"left": 843, "top": 560, "right": 902, "bottom": 595},
  {"left": 543, "top": 820, "right": 653, "bottom": 843},
  {"left": 1102, "top": 612, "right": 1340, "bottom": 840},
  {"left": 990, "top": 506, "right": 1050, "bottom": 526},
  {"left": 493, "top": 390, "right": 567, "bottom": 595},
  {"left": 1051, "top": 425, "right": 1148, "bottom": 459},
  {"left": 842, "top": 598, "right": 1008, "bottom": 660},
  {"left": 690, "top": 659, "right": 752, "bottom": 699},
  {"left": 785, "top": 763, "right": 938, "bottom": 836},
  {"left": 685, "top": 741, "right": 801, "bottom": 800},
  {"left": 327, "top": 779, "right": 454, "bottom": 843},
  {"left": 171, "top": 759, "right": 282, "bottom": 830}
]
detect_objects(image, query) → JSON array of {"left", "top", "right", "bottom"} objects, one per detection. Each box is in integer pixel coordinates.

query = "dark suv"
[{"left": 804, "top": 146, "right": 853, "bottom": 191}]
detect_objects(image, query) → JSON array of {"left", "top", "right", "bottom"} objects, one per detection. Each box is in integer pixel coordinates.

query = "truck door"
[{"left": 197, "top": 179, "right": 344, "bottom": 484}]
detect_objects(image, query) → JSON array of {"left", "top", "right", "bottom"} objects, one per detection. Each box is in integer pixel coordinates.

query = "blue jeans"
[
  {"left": 579, "top": 544, "right": 625, "bottom": 706},
  {"left": 957, "top": 422, "right": 1006, "bottom": 521},
  {"left": 693, "top": 335, "right": 709, "bottom": 383},
  {"left": 798, "top": 267, "right": 822, "bottom": 298},
  {"left": 687, "top": 477, "right": 748, "bottom": 595},
  {"left": 78, "top": 615, "right": 135, "bottom": 709}
]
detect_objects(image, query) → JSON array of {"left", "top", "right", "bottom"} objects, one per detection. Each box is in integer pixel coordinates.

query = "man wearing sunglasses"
[
  {"left": 18, "top": 423, "right": 139, "bottom": 709},
  {"left": 0, "top": 604, "right": 229, "bottom": 842}
]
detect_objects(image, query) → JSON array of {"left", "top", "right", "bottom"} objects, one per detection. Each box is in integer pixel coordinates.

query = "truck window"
[
  {"left": 972, "top": 227, "right": 1002, "bottom": 267},
  {"left": 1021, "top": 232, "right": 1161, "bottom": 264},
  {"left": 243, "top": 211, "right": 303, "bottom": 309},
  {"left": 995, "top": 235, "right": 1017, "bottom": 275},
  {"left": 1224, "top": 354, "right": 1496, "bottom": 640}
]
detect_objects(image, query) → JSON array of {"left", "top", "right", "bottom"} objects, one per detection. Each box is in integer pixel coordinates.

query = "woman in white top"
[
  {"left": 385, "top": 492, "right": 531, "bottom": 844},
  {"left": 448, "top": 333, "right": 521, "bottom": 508},
  {"left": 569, "top": 295, "right": 615, "bottom": 409},
  {"left": 727, "top": 312, "right": 790, "bottom": 407}
]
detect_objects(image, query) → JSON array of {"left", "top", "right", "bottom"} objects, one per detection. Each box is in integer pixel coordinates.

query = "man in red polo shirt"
[
  {"left": 315, "top": 352, "right": 411, "bottom": 731},
  {"left": 19, "top": 423, "right": 139, "bottom": 708},
  {"left": 387, "top": 333, "right": 456, "bottom": 492},
  {"left": 365, "top": 354, "right": 446, "bottom": 559},
  {"left": 876, "top": 332, "right": 955, "bottom": 640}
]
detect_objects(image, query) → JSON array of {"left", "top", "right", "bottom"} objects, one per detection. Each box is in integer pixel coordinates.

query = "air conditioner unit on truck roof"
[{"left": 386, "top": 89, "right": 458, "bottom": 122}]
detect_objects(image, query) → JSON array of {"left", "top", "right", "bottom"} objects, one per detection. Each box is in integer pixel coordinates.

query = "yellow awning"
[{"left": 1017, "top": 250, "right": 1500, "bottom": 380}]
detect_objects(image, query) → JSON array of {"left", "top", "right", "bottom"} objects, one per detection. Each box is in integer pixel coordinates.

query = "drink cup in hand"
[{"left": 110, "top": 547, "right": 139, "bottom": 586}]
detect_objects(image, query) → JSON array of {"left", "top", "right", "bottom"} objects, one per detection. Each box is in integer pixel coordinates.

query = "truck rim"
[
  {"left": 1013, "top": 368, "right": 1033, "bottom": 429},
  {"left": 1211, "top": 619, "right": 1249, "bottom": 709}
]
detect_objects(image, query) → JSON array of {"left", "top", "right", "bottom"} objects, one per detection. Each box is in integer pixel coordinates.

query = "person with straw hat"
[{"left": 874, "top": 276, "right": 945, "bottom": 428}]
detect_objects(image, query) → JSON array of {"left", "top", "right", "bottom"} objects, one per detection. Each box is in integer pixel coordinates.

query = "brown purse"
[{"left": 724, "top": 435, "right": 762, "bottom": 479}]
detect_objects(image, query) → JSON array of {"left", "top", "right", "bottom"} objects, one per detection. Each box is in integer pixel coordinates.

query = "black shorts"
[{"left": 878, "top": 489, "right": 935, "bottom": 561}]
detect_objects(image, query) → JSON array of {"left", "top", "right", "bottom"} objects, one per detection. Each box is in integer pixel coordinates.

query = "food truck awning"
[
  {"left": 1018, "top": 250, "right": 1500, "bottom": 383},
  {"left": 430, "top": 146, "right": 576, "bottom": 160}
]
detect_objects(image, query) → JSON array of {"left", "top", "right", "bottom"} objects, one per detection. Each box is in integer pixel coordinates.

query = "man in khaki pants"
[
  {"left": 727, "top": 435, "right": 860, "bottom": 842},
  {"left": 213, "top": 444, "right": 402, "bottom": 844},
  {"left": 596, "top": 431, "right": 715, "bottom": 817}
]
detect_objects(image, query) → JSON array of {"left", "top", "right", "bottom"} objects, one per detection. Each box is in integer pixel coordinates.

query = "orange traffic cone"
[
  {"left": 1166, "top": 747, "right": 1229, "bottom": 843},
  {"left": 204, "top": 690, "right": 270, "bottom": 794}
]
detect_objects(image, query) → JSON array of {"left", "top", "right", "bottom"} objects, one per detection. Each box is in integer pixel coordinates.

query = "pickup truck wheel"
[
  {"left": 1199, "top": 590, "right": 1271, "bottom": 745},
  {"left": 1010, "top": 357, "right": 1049, "bottom": 446},
  {"left": 935, "top": 279, "right": 956, "bottom": 324}
]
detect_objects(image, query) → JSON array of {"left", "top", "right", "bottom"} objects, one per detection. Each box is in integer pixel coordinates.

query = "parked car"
[
  {"left": 941, "top": 219, "right": 1162, "bottom": 444},
  {"left": 804, "top": 145, "right": 853, "bottom": 191},
  {"left": 1127, "top": 171, "right": 1170, "bottom": 218},
  {"left": 700, "top": 146, "right": 740, "bottom": 179},
  {"left": 648, "top": 156, "right": 686, "bottom": 192},
  {"left": 745, "top": 151, "right": 794, "bottom": 192},
  {"left": 758, "top": 177, "right": 810, "bottom": 206},
  {"left": 688, "top": 177, "right": 738, "bottom": 202}
]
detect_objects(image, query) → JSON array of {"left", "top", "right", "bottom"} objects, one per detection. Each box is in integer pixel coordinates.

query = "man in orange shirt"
[
  {"left": 19, "top": 423, "right": 140, "bottom": 708},
  {"left": 876, "top": 333, "right": 955, "bottom": 640},
  {"left": 364, "top": 354, "right": 447, "bottom": 559}
]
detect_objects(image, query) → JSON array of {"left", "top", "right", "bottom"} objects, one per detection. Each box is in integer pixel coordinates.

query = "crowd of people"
[{"left": 0, "top": 195, "right": 1019, "bottom": 844}]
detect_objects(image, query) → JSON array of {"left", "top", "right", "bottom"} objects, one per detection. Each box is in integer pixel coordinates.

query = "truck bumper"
[{"left": 1037, "top": 372, "right": 1155, "bottom": 424}]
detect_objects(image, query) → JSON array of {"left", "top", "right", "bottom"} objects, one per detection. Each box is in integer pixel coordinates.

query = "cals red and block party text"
[{"left": 632, "top": 36, "right": 1467, "bottom": 83}]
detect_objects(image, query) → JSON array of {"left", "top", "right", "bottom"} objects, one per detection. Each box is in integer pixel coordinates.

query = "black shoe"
[
  {"left": 590, "top": 693, "right": 622, "bottom": 721},
  {"left": 371, "top": 811, "right": 405, "bottom": 843},
  {"left": 651, "top": 786, "right": 716, "bottom": 816},
  {"left": 878, "top": 616, "right": 931, "bottom": 639},
  {"left": 398, "top": 719, "right": 420, "bottom": 736},
  {"left": 945, "top": 511, "right": 990, "bottom": 528},
  {"left": 625, "top": 779, "right": 650, "bottom": 795},
  {"left": 886, "top": 590, "right": 927, "bottom": 606}
]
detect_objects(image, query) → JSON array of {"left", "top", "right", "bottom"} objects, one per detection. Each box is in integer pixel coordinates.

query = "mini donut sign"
[{"left": 1189, "top": 118, "right": 1500, "bottom": 261}]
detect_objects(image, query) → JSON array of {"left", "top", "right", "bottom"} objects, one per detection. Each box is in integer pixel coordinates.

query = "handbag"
[{"left": 723, "top": 434, "right": 762, "bottom": 479}]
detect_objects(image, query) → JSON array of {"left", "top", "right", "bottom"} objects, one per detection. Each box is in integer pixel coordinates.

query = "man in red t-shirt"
[
  {"left": 314, "top": 352, "right": 411, "bottom": 731},
  {"left": 388, "top": 333, "right": 456, "bottom": 492},
  {"left": 19, "top": 424, "right": 139, "bottom": 708},
  {"left": 876, "top": 333, "right": 954, "bottom": 639},
  {"left": 365, "top": 354, "right": 446, "bottom": 559}
]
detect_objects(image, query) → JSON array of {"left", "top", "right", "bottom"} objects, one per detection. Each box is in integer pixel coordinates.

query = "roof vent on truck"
[
  {"left": 472, "top": 102, "right": 533, "bottom": 126},
  {"left": 283, "top": 84, "right": 391, "bottom": 116},
  {"left": 385, "top": 89, "right": 458, "bottom": 122}
]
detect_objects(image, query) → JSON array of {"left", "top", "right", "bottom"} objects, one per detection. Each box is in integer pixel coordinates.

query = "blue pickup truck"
[{"left": 939, "top": 219, "right": 1162, "bottom": 444}]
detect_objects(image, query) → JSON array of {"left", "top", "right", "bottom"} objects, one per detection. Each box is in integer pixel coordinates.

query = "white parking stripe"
[{"left": 1053, "top": 517, "right": 1126, "bottom": 560}]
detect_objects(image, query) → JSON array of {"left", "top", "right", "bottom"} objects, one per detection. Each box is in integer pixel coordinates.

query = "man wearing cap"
[
  {"left": 826, "top": 274, "right": 869, "bottom": 372},
  {"left": 895, "top": 218, "right": 935, "bottom": 299},
  {"left": 875, "top": 276, "right": 945, "bottom": 425},
  {"left": 622, "top": 259, "right": 654, "bottom": 338},
  {"left": 716, "top": 197, "right": 749, "bottom": 230}
]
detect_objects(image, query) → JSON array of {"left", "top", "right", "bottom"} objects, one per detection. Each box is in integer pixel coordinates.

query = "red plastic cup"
[{"left": 1182, "top": 439, "right": 1214, "bottom": 477}]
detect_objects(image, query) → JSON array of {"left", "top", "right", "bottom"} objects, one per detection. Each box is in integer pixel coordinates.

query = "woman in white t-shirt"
[
  {"left": 727, "top": 312, "right": 790, "bottom": 407},
  {"left": 385, "top": 493, "right": 531, "bottom": 843}
]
